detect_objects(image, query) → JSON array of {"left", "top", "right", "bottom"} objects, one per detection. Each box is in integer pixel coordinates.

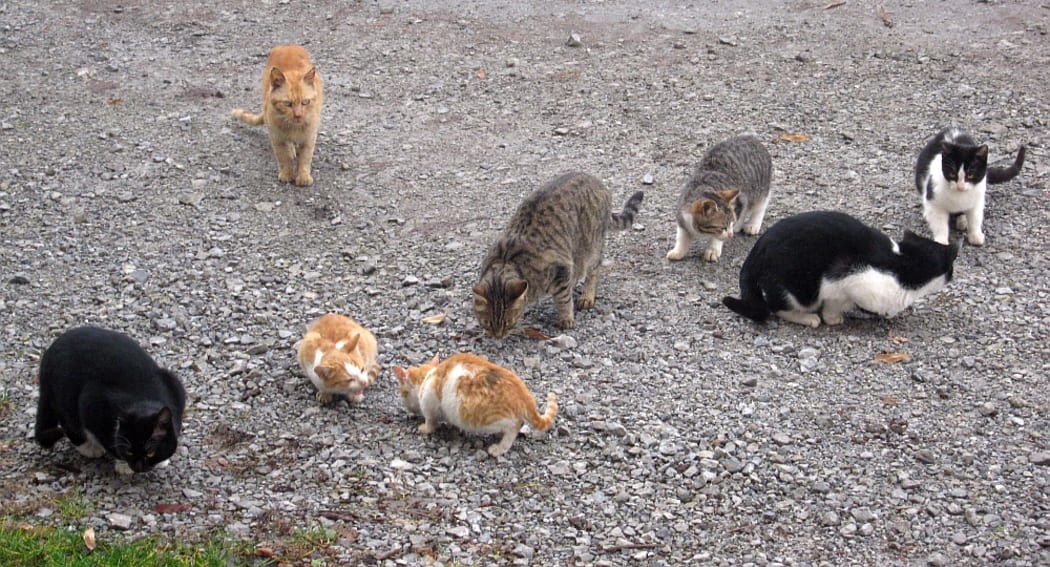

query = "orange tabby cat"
[
  {"left": 297, "top": 314, "right": 379, "bottom": 405},
  {"left": 393, "top": 353, "right": 558, "bottom": 457},
  {"left": 232, "top": 45, "right": 323, "bottom": 186}
]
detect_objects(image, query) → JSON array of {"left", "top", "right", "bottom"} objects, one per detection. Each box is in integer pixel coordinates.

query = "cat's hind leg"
[
  {"left": 666, "top": 225, "right": 692, "bottom": 261},
  {"left": 487, "top": 420, "right": 521, "bottom": 457},
  {"left": 776, "top": 310, "right": 821, "bottom": 328}
]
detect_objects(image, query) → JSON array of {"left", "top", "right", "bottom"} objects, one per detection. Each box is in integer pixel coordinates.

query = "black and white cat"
[
  {"left": 722, "top": 211, "right": 960, "bottom": 327},
  {"left": 35, "top": 326, "right": 186, "bottom": 475},
  {"left": 915, "top": 127, "right": 1026, "bottom": 246}
]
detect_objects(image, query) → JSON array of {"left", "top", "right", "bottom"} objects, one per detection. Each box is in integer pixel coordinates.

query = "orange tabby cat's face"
[
  {"left": 690, "top": 189, "right": 739, "bottom": 238},
  {"left": 266, "top": 66, "right": 321, "bottom": 126},
  {"left": 393, "top": 356, "right": 439, "bottom": 415}
]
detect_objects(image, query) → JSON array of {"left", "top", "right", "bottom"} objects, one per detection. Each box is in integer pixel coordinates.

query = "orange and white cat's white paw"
[
  {"left": 294, "top": 171, "right": 314, "bottom": 187},
  {"left": 665, "top": 248, "right": 687, "bottom": 261},
  {"left": 702, "top": 248, "right": 722, "bottom": 262},
  {"left": 418, "top": 423, "right": 436, "bottom": 435},
  {"left": 348, "top": 391, "right": 364, "bottom": 404},
  {"left": 114, "top": 461, "right": 135, "bottom": 476},
  {"left": 967, "top": 231, "right": 985, "bottom": 246},
  {"left": 487, "top": 444, "right": 510, "bottom": 457}
]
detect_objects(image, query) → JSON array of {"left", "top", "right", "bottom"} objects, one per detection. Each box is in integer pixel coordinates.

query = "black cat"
[
  {"left": 35, "top": 326, "right": 186, "bottom": 475},
  {"left": 722, "top": 211, "right": 959, "bottom": 327}
]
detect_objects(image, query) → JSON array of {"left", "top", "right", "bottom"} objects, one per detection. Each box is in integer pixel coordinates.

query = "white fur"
[
  {"left": 302, "top": 347, "right": 366, "bottom": 402},
  {"left": 776, "top": 267, "right": 948, "bottom": 327},
  {"left": 76, "top": 431, "right": 107, "bottom": 458},
  {"left": 416, "top": 363, "right": 521, "bottom": 456},
  {"left": 921, "top": 153, "right": 986, "bottom": 245},
  {"left": 114, "top": 461, "right": 134, "bottom": 476}
]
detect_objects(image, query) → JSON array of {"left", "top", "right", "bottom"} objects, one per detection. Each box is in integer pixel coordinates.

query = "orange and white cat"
[
  {"left": 232, "top": 45, "right": 323, "bottom": 186},
  {"left": 393, "top": 353, "right": 558, "bottom": 457},
  {"left": 297, "top": 314, "right": 379, "bottom": 405}
]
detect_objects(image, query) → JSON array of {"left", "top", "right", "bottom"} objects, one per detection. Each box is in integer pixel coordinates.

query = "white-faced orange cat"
[
  {"left": 232, "top": 45, "right": 323, "bottom": 186},
  {"left": 297, "top": 314, "right": 379, "bottom": 405},
  {"left": 393, "top": 353, "right": 558, "bottom": 457}
]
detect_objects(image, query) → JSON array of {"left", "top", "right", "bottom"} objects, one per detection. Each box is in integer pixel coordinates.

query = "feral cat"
[
  {"left": 473, "top": 171, "right": 644, "bottom": 338},
  {"left": 297, "top": 313, "right": 380, "bottom": 405},
  {"left": 667, "top": 135, "right": 772, "bottom": 262},
  {"left": 392, "top": 353, "right": 558, "bottom": 457},
  {"left": 232, "top": 45, "right": 323, "bottom": 186},
  {"left": 915, "top": 126, "right": 1026, "bottom": 246},
  {"left": 35, "top": 326, "right": 186, "bottom": 475},
  {"left": 722, "top": 211, "right": 959, "bottom": 328}
]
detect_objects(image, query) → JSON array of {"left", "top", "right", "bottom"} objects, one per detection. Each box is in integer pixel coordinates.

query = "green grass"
[
  {"left": 0, "top": 522, "right": 256, "bottom": 567},
  {"left": 54, "top": 489, "right": 92, "bottom": 523}
]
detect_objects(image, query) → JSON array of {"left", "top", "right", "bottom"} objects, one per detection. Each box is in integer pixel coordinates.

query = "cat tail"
[
  {"left": 986, "top": 145, "right": 1026, "bottom": 184},
  {"left": 231, "top": 108, "right": 265, "bottom": 126},
  {"left": 609, "top": 191, "right": 644, "bottom": 230},
  {"left": 526, "top": 392, "right": 559, "bottom": 432}
]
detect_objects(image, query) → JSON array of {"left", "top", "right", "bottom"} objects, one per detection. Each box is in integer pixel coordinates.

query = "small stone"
[
  {"left": 821, "top": 511, "right": 840, "bottom": 526},
  {"left": 1029, "top": 452, "right": 1050, "bottom": 466},
  {"left": 178, "top": 192, "right": 205, "bottom": 207},
  {"left": 107, "top": 513, "right": 133, "bottom": 530},
  {"left": 447, "top": 526, "right": 470, "bottom": 539},
  {"left": 851, "top": 507, "right": 876, "bottom": 523},
  {"left": 390, "top": 458, "right": 412, "bottom": 471},
  {"left": 8, "top": 275, "right": 29, "bottom": 285},
  {"left": 129, "top": 269, "right": 149, "bottom": 284},
  {"left": 642, "top": 173, "right": 654, "bottom": 185},
  {"left": 566, "top": 33, "right": 583, "bottom": 47},
  {"left": 553, "top": 127, "right": 570, "bottom": 136},
  {"left": 154, "top": 318, "right": 177, "bottom": 331},
  {"left": 402, "top": 275, "right": 419, "bottom": 287},
  {"left": 724, "top": 457, "right": 744, "bottom": 473},
  {"left": 772, "top": 433, "right": 791, "bottom": 446},
  {"left": 926, "top": 552, "right": 950, "bottom": 566},
  {"left": 915, "top": 449, "right": 936, "bottom": 464},
  {"left": 548, "top": 335, "right": 577, "bottom": 349},
  {"left": 977, "top": 402, "right": 998, "bottom": 417},
  {"left": 740, "top": 377, "right": 758, "bottom": 388}
]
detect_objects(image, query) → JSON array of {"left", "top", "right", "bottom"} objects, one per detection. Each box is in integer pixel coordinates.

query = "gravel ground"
[{"left": 1, "top": 1, "right": 1049, "bottom": 565}]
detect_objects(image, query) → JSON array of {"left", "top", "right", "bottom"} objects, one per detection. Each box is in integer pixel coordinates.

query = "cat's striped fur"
[
  {"left": 667, "top": 135, "right": 772, "bottom": 262},
  {"left": 393, "top": 353, "right": 557, "bottom": 457},
  {"left": 473, "top": 172, "right": 644, "bottom": 338}
]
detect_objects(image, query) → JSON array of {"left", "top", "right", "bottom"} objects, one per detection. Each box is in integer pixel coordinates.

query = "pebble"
[
  {"left": 107, "top": 513, "right": 134, "bottom": 530},
  {"left": 1029, "top": 452, "right": 1050, "bottom": 466},
  {"left": 915, "top": 449, "right": 937, "bottom": 464},
  {"left": 566, "top": 33, "right": 583, "bottom": 47},
  {"left": 772, "top": 433, "right": 791, "bottom": 446}
]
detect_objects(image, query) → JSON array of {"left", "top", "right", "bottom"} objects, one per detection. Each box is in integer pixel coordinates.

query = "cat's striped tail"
[
  {"left": 526, "top": 392, "right": 558, "bottom": 431},
  {"left": 722, "top": 296, "right": 771, "bottom": 322},
  {"left": 231, "top": 108, "right": 265, "bottom": 126},
  {"left": 987, "top": 145, "right": 1026, "bottom": 184},
  {"left": 609, "top": 191, "right": 644, "bottom": 230}
]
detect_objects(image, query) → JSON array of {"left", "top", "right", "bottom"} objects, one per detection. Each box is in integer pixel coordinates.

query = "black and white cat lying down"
[{"left": 723, "top": 211, "right": 960, "bottom": 327}]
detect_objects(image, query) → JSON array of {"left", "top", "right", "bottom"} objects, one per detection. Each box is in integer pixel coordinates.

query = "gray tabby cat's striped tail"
[{"left": 610, "top": 191, "right": 644, "bottom": 230}]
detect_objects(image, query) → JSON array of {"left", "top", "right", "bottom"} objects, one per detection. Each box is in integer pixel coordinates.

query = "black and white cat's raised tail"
[
  {"left": 722, "top": 211, "right": 960, "bottom": 328},
  {"left": 915, "top": 126, "right": 1026, "bottom": 246},
  {"left": 35, "top": 326, "right": 186, "bottom": 475}
]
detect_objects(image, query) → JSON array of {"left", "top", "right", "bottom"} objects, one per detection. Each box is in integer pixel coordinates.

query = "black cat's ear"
[
  {"left": 940, "top": 140, "right": 954, "bottom": 153},
  {"left": 506, "top": 279, "right": 528, "bottom": 300},
  {"left": 152, "top": 407, "right": 173, "bottom": 438},
  {"left": 975, "top": 145, "right": 989, "bottom": 160},
  {"left": 269, "top": 67, "right": 286, "bottom": 88}
]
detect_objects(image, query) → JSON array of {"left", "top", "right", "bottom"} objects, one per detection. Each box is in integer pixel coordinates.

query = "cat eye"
[
  {"left": 146, "top": 451, "right": 156, "bottom": 458},
  {"left": 302, "top": 99, "right": 311, "bottom": 106},
  {"left": 283, "top": 101, "right": 294, "bottom": 107}
]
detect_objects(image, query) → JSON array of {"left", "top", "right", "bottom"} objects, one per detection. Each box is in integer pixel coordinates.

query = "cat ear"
[
  {"left": 342, "top": 334, "right": 360, "bottom": 353},
  {"left": 691, "top": 199, "right": 716, "bottom": 216},
  {"left": 152, "top": 407, "right": 173, "bottom": 438},
  {"left": 506, "top": 279, "right": 528, "bottom": 300},
  {"left": 428, "top": 354, "right": 440, "bottom": 367},
  {"left": 975, "top": 145, "right": 989, "bottom": 160},
  {"left": 472, "top": 284, "right": 488, "bottom": 302},
  {"left": 315, "top": 366, "right": 333, "bottom": 382},
  {"left": 303, "top": 67, "right": 317, "bottom": 84},
  {"left": 269, "top": 67, "right": 286, "bottom": 88},
  {"left": 719, "top": 189, "right": 740, "bottom": 203},
  {"left": 392, "top": 366, "right": 408, "bottom": 384}
]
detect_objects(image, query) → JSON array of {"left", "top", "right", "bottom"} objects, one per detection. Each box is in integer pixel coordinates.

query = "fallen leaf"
[
  {"left": 83, "top": 527, "right": 96, "bottom": 551},
  {"left": 476, "top": 67, "right": 487, "bottom": 80},
  {"left": 421, "top": 312, "right": 447, "bottom": 325},
  {"left": 777, "top": 131, "right": 811, "bottom": 143},
  {"left": 107, "top": 97, "right": 123, "bottom": 105},
  {"left": 880, "top": 395, "right": 899, "bottom": 406},
  {"left": 888, "top": 331, "right": 908, "bottom": 345},
  {"left": 875, "top": 352, "right": 911, "bottom": 364},
  {"left": 153, "top": 503, "right": 191, "bottom": 514},
  {"left": 878, "top": 5, "right": 895, "bottom": 28},
  {"left": 824, "top": 1, "right": 846, "bottom": 8},
  {"left": 255, "top": 547, "right": 274, "bottom": 558},
  {"left": 524, "top": 327, "right": 550, "bottom": 341}
]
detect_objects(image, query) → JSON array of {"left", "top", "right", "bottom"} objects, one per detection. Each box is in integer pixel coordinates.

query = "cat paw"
[
  {"left": 418, "top": 423, "right": 436, "bottom": 435},
  {"left": 278, "top": 170, "right": 294, "bottom": 183},
  {"left": 741, "top": 223, "right": 761, "bottom": 236},
  {"left": 316, "top": 391, "right": 334, "bottom": 405},
  {"left": 487, "top": 444, "right": 510, "bottom": 457},
  {"left": 557, "top": 316, "right": 577, "bottom": 329},
  {"left": 75, "top": 441, "right": 106, "bottom": 459},
  {"left": 702, "top": 248, "right": 722, "bottom": 262},
  {"left": 576, "top": 295, "right": 595, "bottom": 310},
  {"left": 822, "top": 312, "right": 845, "bottom": 326},
  {"left": 114, "top": 461, "right": 135, "bottom": 476},
  {"left": 666, "top": 249, "right": 686, "bottom": 261},
  {"left": 155, "top": 459, "right": 171, "bottom": 469},
  {"left": 294, "top": 172, "right": 314, "bottom": 186},
  {"left": 349, "top": 391, "right": 364, "bottom": 404},
  {"left": 967, "top": 232, "right": 985, "bottom": 246},
  {"left": 954, "top": 216, "right": 969, "bottom": 230}
]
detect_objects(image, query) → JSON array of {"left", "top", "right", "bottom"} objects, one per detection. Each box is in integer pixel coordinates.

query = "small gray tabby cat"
[
  {"left": 666, "top": 135, "right": 772, "bottom": 262},
  {"left": 474, "top": 171, "right": 644, "bottom": 338}
]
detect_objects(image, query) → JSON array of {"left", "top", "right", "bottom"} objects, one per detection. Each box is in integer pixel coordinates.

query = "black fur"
[
  {"left": 35, "top": 326, "right": 186, "bottom": 473},
  {"left": 722, "top": 211, "right": 959, "bottom": 322},
  {"left": 915, "top": 127, "right": 1026, "bottom": 198}
]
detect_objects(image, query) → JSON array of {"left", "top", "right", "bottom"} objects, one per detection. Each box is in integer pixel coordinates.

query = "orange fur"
[
  {"left": 297, "top": 314, "right": 379, "bottom": 405},
  {"left": 232, "top": 45, "right": 323, "bottom": 186},
  {"left": 392, "top": 353, "right": 557, "bottom": 457}
]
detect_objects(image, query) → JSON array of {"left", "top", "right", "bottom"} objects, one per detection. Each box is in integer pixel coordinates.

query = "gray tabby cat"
[
  {"left": 666, "top": 134, "right": 772, "bottom": 262},
  {"left": 473, "top": 172, "right": 644, "bottom": 338}
]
